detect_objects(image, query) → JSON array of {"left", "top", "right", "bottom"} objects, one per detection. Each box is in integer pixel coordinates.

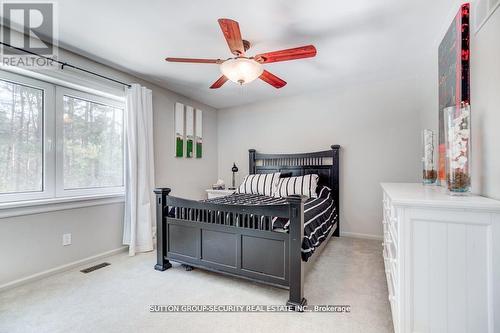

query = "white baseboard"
[
  {"left": 0, "top": 246, "right": 128, "bottom": 292},
  {"left": 341, "top": 231, "right": 383, "bottom": 241}
]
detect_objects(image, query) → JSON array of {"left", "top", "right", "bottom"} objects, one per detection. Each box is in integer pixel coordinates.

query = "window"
[
  {"left": 0, "top": 71, "right": 125, "bottom": 204},
  {"left": 0, "top": 80, "right": 43, "bottom": 193},
  {"left": 62, "top": 95, "right": 124, "bottom": 190}
]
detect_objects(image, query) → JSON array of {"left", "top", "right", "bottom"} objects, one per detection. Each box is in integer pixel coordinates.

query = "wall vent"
[{"left": 80, "top": 262, "right": 111, "bottom": 274}]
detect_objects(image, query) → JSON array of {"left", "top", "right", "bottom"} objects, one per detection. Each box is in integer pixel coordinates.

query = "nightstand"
[{"left": 206, "top": 189, "right": 236, "bottom": 199}]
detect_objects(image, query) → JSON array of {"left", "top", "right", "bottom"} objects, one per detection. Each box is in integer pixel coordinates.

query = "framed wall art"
[{"left": 174, "top": 102, "right": 185, "bottom": 157}]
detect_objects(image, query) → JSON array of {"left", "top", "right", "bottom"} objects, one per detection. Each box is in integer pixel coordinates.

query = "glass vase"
[
  {"left": 422, "top": 129, "right": 437, "bottom": 185},
  {"left": 444, "top": 104, "right": 471, "bottom": 195}
]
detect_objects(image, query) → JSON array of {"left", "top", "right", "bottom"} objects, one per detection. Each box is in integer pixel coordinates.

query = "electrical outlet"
[{"left": 62, "top": 233, "right": 72, "bottom": 246}]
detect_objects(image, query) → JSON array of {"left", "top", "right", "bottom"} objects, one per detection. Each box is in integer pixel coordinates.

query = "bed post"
[
  {"left": 286, "top": 195, "right": 308, "bottom": 311},
  {"left": 248, "top": 149, "right": 256, "bottom": 175},
  {"left": 331, "top": 145, "right": 340, "bottom": 237},
  {"left": 154, "top": 187, "right": 172, "bottom": 271}
]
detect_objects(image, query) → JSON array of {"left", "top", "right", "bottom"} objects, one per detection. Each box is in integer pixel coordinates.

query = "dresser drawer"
[
  {"left": 383, "top": 244, "right": 398, "bottom": 287},
  {"left": 383, "top": 192, "right": 399, "bottom": 234},
  {"left": 384, "top": 229, "right": 398, "bottom": 255},
  {"left": 388, "top": 209, "right": 399, "bottom": 233},
  {"left": 385, "top": 268, "right": 397, "bottom": 300}
]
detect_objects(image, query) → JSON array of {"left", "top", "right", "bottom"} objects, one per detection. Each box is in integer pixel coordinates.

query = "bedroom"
[{"left": 0, "top": 0, "right": 499, "bottom": 332}]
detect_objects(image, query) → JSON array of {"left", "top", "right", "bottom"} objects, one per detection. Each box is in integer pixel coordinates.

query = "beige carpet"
[{"left": 0, "top": 237, "right": 393, "bottom": 333}]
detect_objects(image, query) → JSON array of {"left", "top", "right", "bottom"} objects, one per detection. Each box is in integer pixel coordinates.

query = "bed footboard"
[{"left": 153, "top": 187, "right": 308, "bottom": 309}]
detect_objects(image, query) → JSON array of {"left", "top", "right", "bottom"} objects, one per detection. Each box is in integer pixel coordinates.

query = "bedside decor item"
[
  {"left": 230, "top": 162, "right": 238, "bottom": 190},
  {"left": 212, "top": 179, "right": 225, "bottom": 190},
  {"left": 444, "top": 103, "right": 471, "bottom": 194},
  {"left": 422, "top": 129, "right": 437, "bottom": 184},
  {"left": 438, "top": 3, "right": 470, "bottom": 185},
  {"left": 174, "top": 103, "right": 184, "bottom": 157}
]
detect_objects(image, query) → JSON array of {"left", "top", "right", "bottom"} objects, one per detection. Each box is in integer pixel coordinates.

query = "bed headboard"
[
  {"left": 249, "top": 145, "right": 340, "bottom": 193},
  {"left": 249, "top": 145, "right": 341, "bottom": 235}
]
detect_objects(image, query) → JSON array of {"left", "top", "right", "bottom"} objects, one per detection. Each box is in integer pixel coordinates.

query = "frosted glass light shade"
[{"left": 219, "top": 58, "right": 263, "bottom": 85}]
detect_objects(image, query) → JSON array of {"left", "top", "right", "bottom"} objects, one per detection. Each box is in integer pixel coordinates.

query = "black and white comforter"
[{"left": 192, "top": 186, "right": 338, "bottom": 261}]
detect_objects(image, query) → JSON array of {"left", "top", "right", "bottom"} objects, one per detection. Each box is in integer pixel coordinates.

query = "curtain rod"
[{"left": 0, "top": 42, "right": 132, "bottom": 88}]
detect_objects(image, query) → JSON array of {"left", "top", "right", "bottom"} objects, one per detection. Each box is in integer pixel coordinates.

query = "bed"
[{"left": 154, "top": 145, "right": 340, "bottom": 310}]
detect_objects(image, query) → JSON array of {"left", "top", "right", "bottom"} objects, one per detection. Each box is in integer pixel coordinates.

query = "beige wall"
[
  {"left": 217, "top": 77, "right": 423, "bottom": 239},
  {"left": 0, "top": 203, "right": 124, "bottom": 285}
]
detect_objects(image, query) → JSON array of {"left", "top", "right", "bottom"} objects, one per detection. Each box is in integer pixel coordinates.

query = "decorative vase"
[
  {"left": 422, "top": 129, "right": 437, "bottom": 185},
  {"left": 444, "top": 103, "right": 471, "bottom": 195}
]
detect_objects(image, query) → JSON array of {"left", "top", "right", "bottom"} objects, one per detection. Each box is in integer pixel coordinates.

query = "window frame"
[
  {"left": 0, "top": 71, "right": 125, "bottom": 205},
  {"left": 0, "top": 70, "right": 56, "bottom": 203},
  {"left": 55, "top": 87, "right": 125, "bottom": 198}
]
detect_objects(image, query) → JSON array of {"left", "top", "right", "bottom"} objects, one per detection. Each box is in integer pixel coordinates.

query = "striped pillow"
[
  {"left": 237, "top": 173, "right": 281, "bottom": 197},
  {"left": 273, "top": 174, "right": 319, "bottom": 198}
]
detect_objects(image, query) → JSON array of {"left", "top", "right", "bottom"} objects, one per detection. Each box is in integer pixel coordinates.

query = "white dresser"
[{"left": 381, "top": 183, "right": 500, "bottom": 333}]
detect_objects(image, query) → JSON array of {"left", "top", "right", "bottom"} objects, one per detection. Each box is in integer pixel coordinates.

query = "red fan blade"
[
  {"left": 165, "top": 57, "right": 222, "bottom": 64},
  {"left": 218, "top": 18, "right": 245, "bottom": 56},
  {"left": 254, "top": 45, "right": 316, "bottom": 64},
  {"left": 210, "top": 75, "right": 228, "bottom": 89},
  {"left": 259, "top": 70, "right": 287, "bottom": 89}
]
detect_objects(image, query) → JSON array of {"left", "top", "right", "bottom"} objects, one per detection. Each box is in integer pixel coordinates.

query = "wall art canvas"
[
  {"left": 185, "top": 106, "right": 194, "bottom": 158},
  {"left": 195, "top": 109, "right": 203, "bottom": 158},
  {"left": 438, "top": 3, "right": 470, "bottom": 185},
  {"left": 174, "top": 102, "right": 184, "bottom": 157}
]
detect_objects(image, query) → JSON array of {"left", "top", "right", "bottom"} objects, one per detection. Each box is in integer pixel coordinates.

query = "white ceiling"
[{"left": 46, "top": 0, "right": 453, "bottom": 108}]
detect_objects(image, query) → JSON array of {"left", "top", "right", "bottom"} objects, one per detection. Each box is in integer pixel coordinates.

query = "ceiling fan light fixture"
[{"left": 219, "top": 58, "right": 263, "bottom": 85}]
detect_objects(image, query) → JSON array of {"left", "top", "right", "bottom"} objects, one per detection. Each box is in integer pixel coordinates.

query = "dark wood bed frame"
[{"left": 154, "top": 145, "right": 340, "bottom": 309}]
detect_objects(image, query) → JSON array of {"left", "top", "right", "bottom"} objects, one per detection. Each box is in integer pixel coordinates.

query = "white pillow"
[
  {"left": 237, "top": 173, "right": 281, "bottom": 197},
  {"left": 273, "top": 174, "right": 319, "bottom": 198}
]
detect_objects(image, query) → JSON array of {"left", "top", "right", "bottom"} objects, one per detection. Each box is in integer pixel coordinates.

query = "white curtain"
[{"left": 123, "top": 84, "right": 155, "bottom": 256}]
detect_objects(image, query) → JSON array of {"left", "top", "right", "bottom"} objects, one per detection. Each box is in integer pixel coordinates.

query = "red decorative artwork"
[{"left": 438, "top": 3, "right": 470, "bottom": 185}]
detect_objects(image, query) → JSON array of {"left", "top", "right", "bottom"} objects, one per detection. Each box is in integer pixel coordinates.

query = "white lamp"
[{"left": 219, "top": 58, "right": 263, "bottom": 85}]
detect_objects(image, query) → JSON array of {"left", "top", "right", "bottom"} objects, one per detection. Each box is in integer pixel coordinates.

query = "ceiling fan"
[{"left": 165, "top": 18, "right": 317, "bottom": 89}]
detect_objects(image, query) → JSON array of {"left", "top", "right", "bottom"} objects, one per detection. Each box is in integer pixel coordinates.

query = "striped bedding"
[{"left": 198, "top": 186, "right": 337, "bottom": 261}]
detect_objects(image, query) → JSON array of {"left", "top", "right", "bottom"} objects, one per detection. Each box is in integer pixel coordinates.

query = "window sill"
[{"left": 0, "top": 194, "right": 125, "bottom": 219}]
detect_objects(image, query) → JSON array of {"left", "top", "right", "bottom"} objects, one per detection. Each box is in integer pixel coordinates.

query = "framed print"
[
  {"left": 186, "top": 106, "right": 194, "bottom": 158},
  {"left": 195, "top": 109, "right": 202, "bottom": 158},
  {"left": 174, "top": 102, "right": 185, "bottom": 157}
]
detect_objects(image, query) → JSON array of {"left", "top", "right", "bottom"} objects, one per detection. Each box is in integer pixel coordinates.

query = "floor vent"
[{"left": 80, "top": 262, "right": 111, "bottom": 274}]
